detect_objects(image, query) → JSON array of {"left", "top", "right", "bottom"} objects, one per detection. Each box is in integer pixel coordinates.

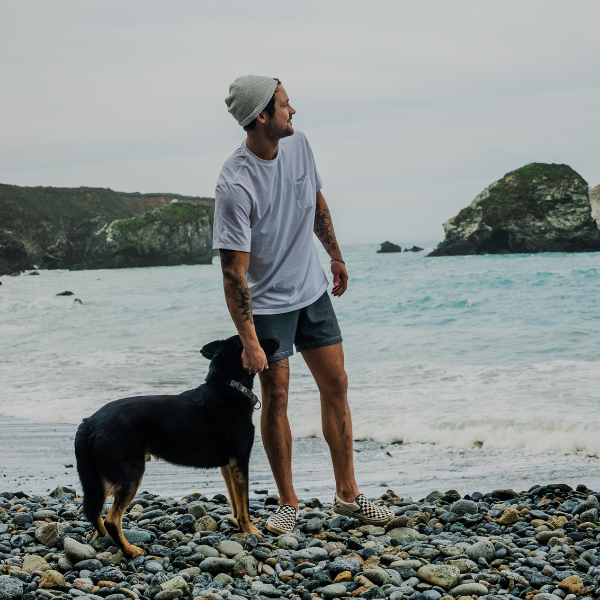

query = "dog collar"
[{"left": 226, "top": 380, "right": 261, "bottom": 409}]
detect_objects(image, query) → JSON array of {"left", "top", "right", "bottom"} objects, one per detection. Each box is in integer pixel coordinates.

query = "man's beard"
[{"left": 265, "top": 119, "right": 294, "bottom": 141}]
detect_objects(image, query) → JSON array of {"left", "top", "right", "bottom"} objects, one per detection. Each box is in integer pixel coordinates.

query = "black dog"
[{"left": 74, "top": 335, "right": 279, "bottom": 558}]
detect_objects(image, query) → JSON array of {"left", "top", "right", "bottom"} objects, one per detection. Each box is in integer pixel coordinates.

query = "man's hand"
[
  {"left": 242, "top": 343, "right": 269, "bottom": 374},
  {"left": 331, "top": 260, "right": 348, "bottom": 297}
]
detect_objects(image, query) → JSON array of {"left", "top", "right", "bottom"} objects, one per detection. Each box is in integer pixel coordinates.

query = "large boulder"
[{"left": 429, "top": 163, "right": 600, "bottom": 256}]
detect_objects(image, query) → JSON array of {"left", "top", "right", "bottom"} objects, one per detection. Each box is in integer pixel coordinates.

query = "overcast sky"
[{"left": 1, "top": 1, "right": 599, "bottom": 244}]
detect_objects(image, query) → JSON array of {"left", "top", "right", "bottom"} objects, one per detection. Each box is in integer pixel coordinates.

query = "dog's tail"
[{"left": 74, "top": 419, "right": 107, "bottom": 523}]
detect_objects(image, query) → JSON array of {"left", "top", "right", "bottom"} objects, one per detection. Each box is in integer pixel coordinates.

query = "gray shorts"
[{"left": 253, "top": 291, "right": 343, "bottom": 362}]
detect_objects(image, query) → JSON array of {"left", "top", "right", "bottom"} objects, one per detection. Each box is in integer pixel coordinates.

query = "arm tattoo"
[
  {"left": 220, "top": 250, "right": 254, "bottom": 324},
  {"left": 314, "top": 200, "right": 341, "bottom": 257}
]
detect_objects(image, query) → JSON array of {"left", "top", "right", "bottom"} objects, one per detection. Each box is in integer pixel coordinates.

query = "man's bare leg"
[
  {"left": 259, "top": 359, "right": 299, "bottom": 509},
  {"left": 302, "top": 342, "right": 359, "bottom": 503}
]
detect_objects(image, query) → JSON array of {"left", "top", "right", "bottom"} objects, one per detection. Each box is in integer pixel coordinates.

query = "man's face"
[{"left": 264, "top": 85, "right": 295, "bottom": 140}]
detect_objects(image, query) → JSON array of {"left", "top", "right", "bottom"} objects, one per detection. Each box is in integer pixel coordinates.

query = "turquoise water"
[{"left": 1, "top": 244, "right": 599, "bottom": 459}]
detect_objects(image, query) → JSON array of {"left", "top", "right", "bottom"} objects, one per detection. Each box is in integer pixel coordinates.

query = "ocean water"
[{"left": 1, "top": 244, "right": 600, "bottom": 464}]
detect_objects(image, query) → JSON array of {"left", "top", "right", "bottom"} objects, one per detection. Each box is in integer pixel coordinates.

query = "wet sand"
[{"left": 2, "top": 415, "right": 600, "bottom": 499}]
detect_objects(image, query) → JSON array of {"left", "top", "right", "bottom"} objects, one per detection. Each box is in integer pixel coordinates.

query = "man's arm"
[
  {"left": 314, "top": 191, "right": 348, "bottom": 297},
  {"left": 219, "top": 249, "right": 268, "bottom": 372}
]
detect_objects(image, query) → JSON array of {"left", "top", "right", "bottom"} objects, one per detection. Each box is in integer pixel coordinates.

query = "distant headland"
[{"left": 0, "top": 184, "right": 214, "bottom": 275}]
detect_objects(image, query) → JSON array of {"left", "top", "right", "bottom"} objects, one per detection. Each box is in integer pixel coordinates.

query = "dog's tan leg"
[
  {"left": 230, "top": 460, "right": 261, "bottom": 536},
  {"left": 221, "top": 464, "right": 239, "bottom": 522},
  {"left": 104, "top": 480, "right": 145, "bottom": 559},
  {"left": 92, "top": 517, "right": 108, "bottom": 539}
]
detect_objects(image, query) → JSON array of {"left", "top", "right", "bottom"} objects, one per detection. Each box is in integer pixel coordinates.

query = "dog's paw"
[
  {"left": 248, "top": 525, "right": 263, "bottom": 537},
  {"left": 126, "top": 545, "right": 146, "bottom": 559}
]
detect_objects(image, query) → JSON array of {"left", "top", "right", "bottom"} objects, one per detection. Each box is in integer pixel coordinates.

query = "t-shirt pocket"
[{"left": 294, "top": 179, "right": 313, "bottom": 209}]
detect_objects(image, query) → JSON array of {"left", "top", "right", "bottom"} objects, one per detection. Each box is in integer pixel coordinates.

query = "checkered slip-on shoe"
[
  {"left": 333, "top": 492, "right": 394, "bottom": 525},
  {"left": 265, "top": 504, "right": 298, "bottom": 535}
]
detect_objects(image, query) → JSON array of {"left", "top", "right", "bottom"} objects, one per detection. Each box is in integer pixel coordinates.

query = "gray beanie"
[{"left": 225, "top": 75, "right": 279, "bottom": 127}]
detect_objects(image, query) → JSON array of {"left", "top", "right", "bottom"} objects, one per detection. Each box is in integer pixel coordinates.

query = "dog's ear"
[
  {"left": 259, "top": 338, "right": 280, "bottom": 358},
  {"left": 200, "top": 340, "right": 223, "bottom": 360}
]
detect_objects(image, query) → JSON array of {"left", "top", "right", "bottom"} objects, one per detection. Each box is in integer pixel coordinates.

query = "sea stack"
[
  {"left": 377, "top": 241, "right": 402, "bottom": 253},
  {"left": 429, "top": 163, "right": 600, "bottom": 256}
]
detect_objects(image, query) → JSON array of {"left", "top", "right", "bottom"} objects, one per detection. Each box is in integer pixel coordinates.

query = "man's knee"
[
  {"left": 262, "top": 384, "right": 289, "bottom": 411},
  {"left": 320, "top": 370, "right": 348, "bottom": 398}
]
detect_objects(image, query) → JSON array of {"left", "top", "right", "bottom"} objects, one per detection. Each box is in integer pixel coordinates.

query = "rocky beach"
[{"left": 2, "top": 480, "right": 600, "bottom": 600}]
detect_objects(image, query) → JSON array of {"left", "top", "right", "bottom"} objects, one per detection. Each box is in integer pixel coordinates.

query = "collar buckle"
[{"left": 226, "top": 380, "right": 260, "bottom": 409}]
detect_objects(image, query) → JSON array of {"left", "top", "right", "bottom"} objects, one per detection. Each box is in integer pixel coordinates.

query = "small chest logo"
[{"left": 295, "top": 174, "right": 306, "bottom": 184}]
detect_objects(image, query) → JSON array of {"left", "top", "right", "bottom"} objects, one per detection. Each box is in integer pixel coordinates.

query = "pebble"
[
  {"left": 321, "top": 584, "right": 347, "bottom": 598},
  {"left": 449, "top": 583, "right": 488, "bottom": 596},
  {"left": 417, "top": 565, "right": 461, "bottom": 589},
  {"left": 214, "top": 540, "right": 243, "bottom": 558},
  {"left": 0, "top": 576, "right": 24, "bottom": 600}
]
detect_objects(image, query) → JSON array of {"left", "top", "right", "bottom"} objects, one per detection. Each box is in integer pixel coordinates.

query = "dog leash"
[{"left": 226, "top": 380, "right": 261, "bottom": 410}]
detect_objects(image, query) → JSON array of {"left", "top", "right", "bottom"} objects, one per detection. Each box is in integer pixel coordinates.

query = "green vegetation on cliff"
[
  {"left": 0, "top": 183, "right": 214, "bottom": 273},
  {"left": 109, "top": 201, "right": 210, "bottom": 236},
  {"left": 474, "top": 163, "right": 586, "bottom": 227}
]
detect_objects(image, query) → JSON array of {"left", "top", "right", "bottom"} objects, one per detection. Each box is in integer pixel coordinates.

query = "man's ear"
[
  {"left": 259, "top": 338, "right": 280, "bottom": 357},
  {"left": 201, "top": 340, "right": 223, "bottom": 360}
]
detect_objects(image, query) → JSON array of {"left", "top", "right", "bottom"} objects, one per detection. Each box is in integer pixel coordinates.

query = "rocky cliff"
[
  {"left": 429, "top": 163, "right": 600, "bottom": 256},
  {"left": 590, "top": 184, "right": 600, "bottom": 229},
  {"left": 0, "top": 184, "right": 214, "bottom": 274}
]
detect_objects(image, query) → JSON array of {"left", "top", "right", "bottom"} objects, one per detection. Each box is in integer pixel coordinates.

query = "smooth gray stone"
[
  {"left": 123, "top": 530, "right": 153, "bottom": 545},
  {"left": 580, "top": 508, "right": 598, "bottom": 524},
  {"left": 0, "top": 576, "right": 24, "bottom": 600},
  {"left": 321, "top": 584, "right": 347, "bottom": 599},
  {"left": 363, "top": 569, "right": 391, "bottom": 586},
  {"left": 32, "top": 511, "right": 58, "bottom": 521},
  {"left": 291, "top": 550, "right": 313, "bottom": 561},
  {"left": 422, "top": 591, "right": 442, "bottom": 600},
  {"left": 233, "top": 555, "right": 259, "bottom": 577},
  {"left": 277, "top": 536, "right": 298, "bottom": 551},
  {"left": 145, "top": 561, "right": 164, "bottom": 574},
  {"left": 154, "top": 591, "right": 183, "bottom": 600},
  {"left": 465, "top": 540, "right": 495, "bottom": 562},
  {"left": 305, "top": 547, "right": 328, "bottom": 561},
  {"left": 64, "top": 538, "right": 96, "bottom": 563},
  {"left": 215, "top": 540, "right": 243, "bottom": 558},
  {"left": 328, "top": 558, "right": 361, "bottom": 577},
  {"left": 74, "top": 559, "right": 103, "bottom": 571},
  {"left": 450, "top": 583, "right": 489, "bottom": 596},
  {"left": 12, "top": 513, "right": 33, "bottom": 527},
  {"left": 527, "top": 557, "right": 549, "bottom": 569},
  {"left": 196, "top": 545, "right": 219, "bottom": 558},
  {"left": 450, "top": 500, "right": 478, "bottom": 515},
  {"left": 199, "top": 557, "right": 235, "bottom": 574}
]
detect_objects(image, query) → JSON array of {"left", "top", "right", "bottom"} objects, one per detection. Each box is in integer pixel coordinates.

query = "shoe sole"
[
  {"left": 333, "top": 506, "right": 392, "bottom": 526},
  {"left": 265, "top": 520, "right": 294, "bottom": 535}
]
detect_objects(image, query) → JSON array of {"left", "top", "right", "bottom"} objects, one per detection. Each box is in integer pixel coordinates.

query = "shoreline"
[{"left": 2, "top": 416, "right": 600, "bottom": 501}]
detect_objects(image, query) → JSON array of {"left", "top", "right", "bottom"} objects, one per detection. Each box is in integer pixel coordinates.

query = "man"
[{"left": 214, "top": 75, "right": 392, "bottom": 534}]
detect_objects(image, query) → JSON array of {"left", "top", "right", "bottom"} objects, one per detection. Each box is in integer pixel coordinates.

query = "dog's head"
[{"left": 201, "top": 335, "right": 280, "bottom": 385}]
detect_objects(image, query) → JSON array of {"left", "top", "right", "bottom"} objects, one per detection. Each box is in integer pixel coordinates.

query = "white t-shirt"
[{"left": 213, "top": 130, "right": 328, "bottom": 315}]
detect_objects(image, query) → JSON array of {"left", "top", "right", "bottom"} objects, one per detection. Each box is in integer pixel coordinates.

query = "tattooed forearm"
[
  {"left": 220, "top": 250, "right": 254, "bottom": 324},
  {"left": 314, "top": 196, "right": 341, "bottom": 258}
]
